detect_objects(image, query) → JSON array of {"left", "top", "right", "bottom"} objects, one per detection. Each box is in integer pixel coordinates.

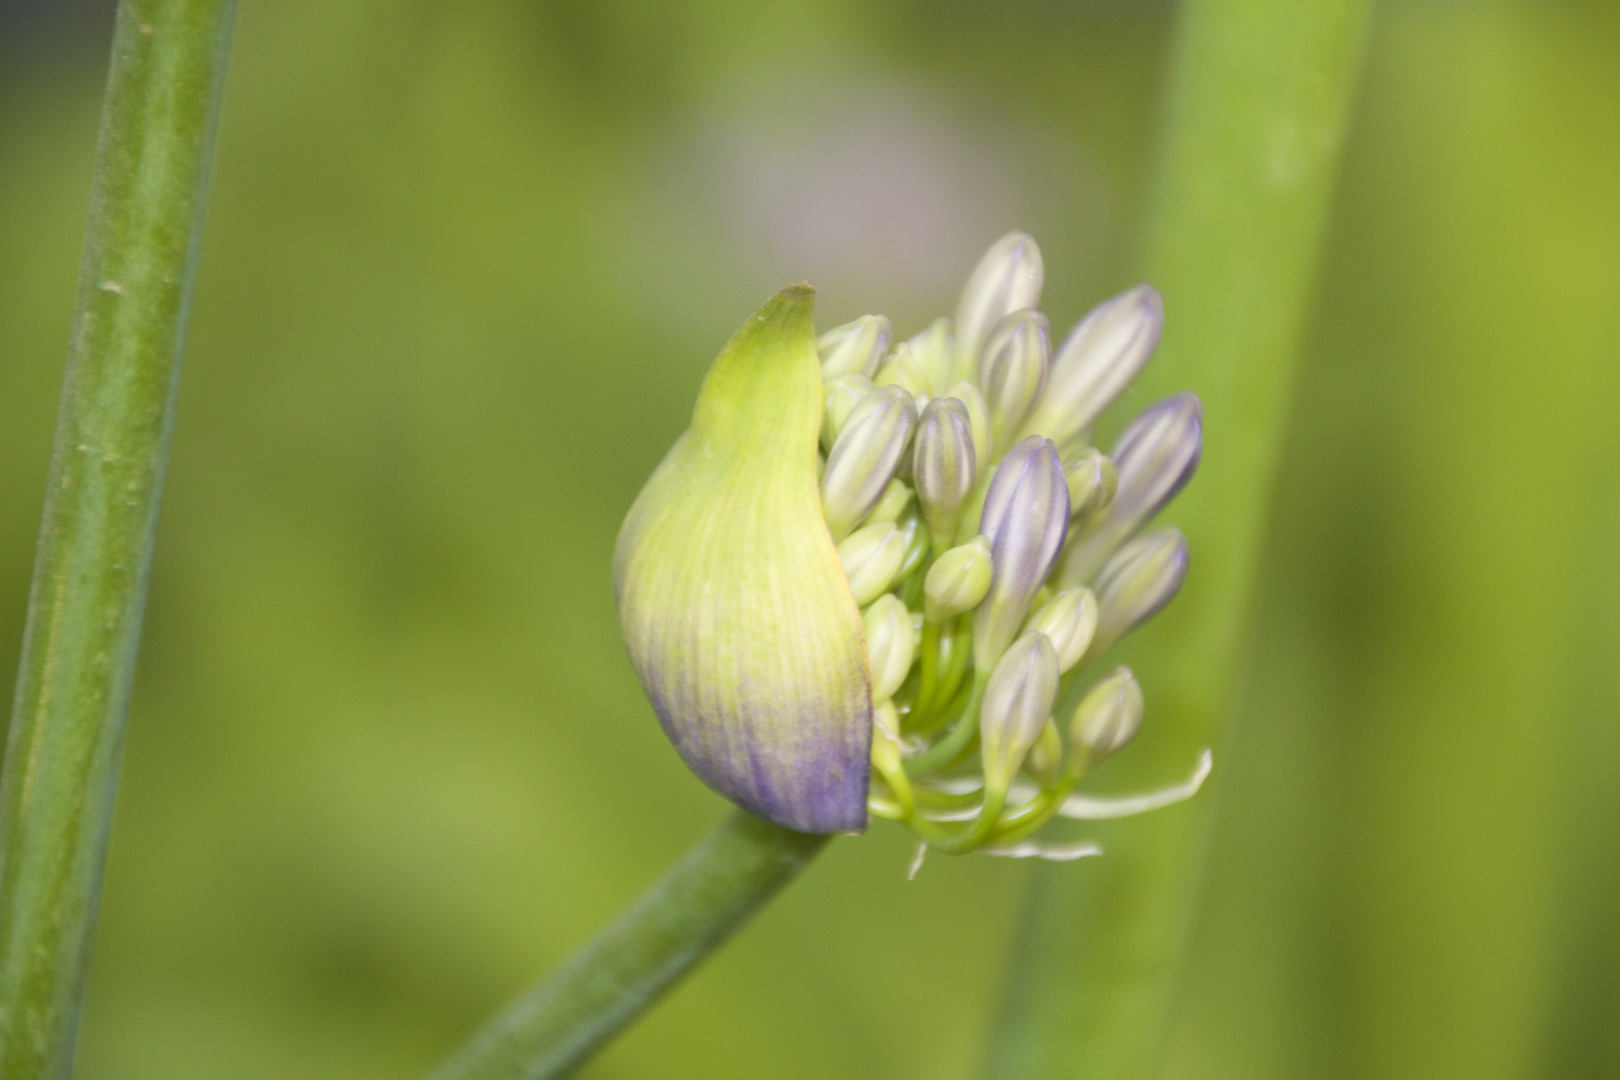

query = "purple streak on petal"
[{"left": 974, "top": 436, "right": 1070, "bottom": 667}]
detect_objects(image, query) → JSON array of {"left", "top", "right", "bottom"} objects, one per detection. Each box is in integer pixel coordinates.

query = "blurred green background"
[{"left": 2, "top": 1, "right": 1618, "bottom": 1078}]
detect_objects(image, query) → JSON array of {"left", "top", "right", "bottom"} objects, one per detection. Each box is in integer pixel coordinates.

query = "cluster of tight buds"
[{"left": 615, "top": 233, "right": 1210, "bottom": 860}]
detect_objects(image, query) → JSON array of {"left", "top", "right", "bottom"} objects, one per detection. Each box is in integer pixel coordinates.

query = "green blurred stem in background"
[
  {"left": 430, "top": 810, "right": 828, "bottom": 1080},
  {"left": 986, "top": 0, "right": 1374, "bottom": 1078},
  {"left": 0, "top": 1, "right": 236, "bottom": 1075}
]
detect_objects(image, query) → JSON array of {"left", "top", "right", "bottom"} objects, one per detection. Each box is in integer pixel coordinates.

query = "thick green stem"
[
  {"left": 984, "top": 1, "right": 1374, "bottom": 1077},
  {"left": 0, "top": 2, "right": 235, "bottom": 1075},
  {"left": 429, "top": 810, "right": 829, "bottom": 1080}
]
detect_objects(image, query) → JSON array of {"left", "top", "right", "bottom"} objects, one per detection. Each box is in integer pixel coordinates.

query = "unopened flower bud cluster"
[{"left": 817, "top": 232, "right": 1204, "bottom": 859}]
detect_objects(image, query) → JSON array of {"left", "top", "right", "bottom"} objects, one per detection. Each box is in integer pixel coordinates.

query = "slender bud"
[
  {"left": 978, "top": 309, "right": 1051, "bottom": 458},
  {"left": 1090, "top": 527, "right": 1189, "bottom": 654},
  {"left": 908, "top": 317, "right": 954, "bottom": 395},
  {"left": 1064, "top": 449, "right": 1117, "bottom": 520},
  {"left": 875, "top": 344, "right": 933, "bottom": 403},
  {"left": 867, "top": 478, "right": 914, "bottom": 525},
  {"left": 1067, "top": 666, "right": 1144, "bottom": 773},
  {"left": 821, "top": 386, "right": 916, "bottom": 540},
  {"left": 1024, "top": 587, "right": 1098, "bottom": 674},
  {"left": 895, "top": 510, "right": 929, "bottom": 580},
  {"left": 924, "top": 536, "right": 992, "bottom": 622},
  {"left": 945, "top": 381, "right": 992, "bottom": 469},
  {"left": 838, "top": 521, "right": 908, "bottom": 606},
  {"left": 1060, "top": 393, "right": 1201, "bottom": 585},
  {"left": 1017, "top": 285, "right": 1163, "bottom": 448},
  {"left": 952, "top": 231, "right": 1043, "bottom": 385},
  {"left": 980, "top": 631, "right": 1060, "bottom": 795},
  {"left": 913, "top": 398, "right": 978, "bottom": 544},
  {"left": 822, "top": 373, "right": 876, "bottom": 451},
  {"left": 864, "top": 595, "right": 917, "bottom": 703},
  {"left": 974, "top": 436, "right": 1070, "bottom": 668},
  {"left": 615, "top": 286, "right": 871, "bottom": 833},
  {"left": 818, "top": 314, "right": 892, "bottom": 379},
  {"left": 1025, "top": 720, "right": 1065, "bottom": 787}
]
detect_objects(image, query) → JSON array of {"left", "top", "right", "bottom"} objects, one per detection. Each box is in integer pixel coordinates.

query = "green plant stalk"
[
  {"left": 984, "top": 1, "right": 1374, "bottom": 1077},
  {"left": 0, "top": 1, "right": 236, "bottom": 1074},
  {"left": 430, "top": 810, "right": 829, "bottom": 1080}
]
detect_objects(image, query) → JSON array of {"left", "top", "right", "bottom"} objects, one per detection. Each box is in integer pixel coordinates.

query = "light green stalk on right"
[{"left": 984, "top": 1, "right": 1374, "bottom": 1077}]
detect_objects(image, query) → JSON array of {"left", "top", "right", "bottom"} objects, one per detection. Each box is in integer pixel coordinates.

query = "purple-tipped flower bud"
[
  {"left": 1067, "top": 666, "right": 1143, "bottom": 773},
  {"left": 838, "top": 521, "right": 908, "bottom": 606},
  {"left": 924, "top": 536, "right": 992, "bottom": 622},
  {"left": 1024, "top": 587, "right": 1098, "bottom": 674},
  {"left": 908, "top": 317, "right": 954, "bottom": 396},
  {"left": 978, "top": 309, "right": 1051, "bottom": 459},
  {"left": 1018, "top": 285, "right": 1163, "bottom": 449},
  {"left": 822, "top": 373, "right": 876, "bottom": 451},
  {"left": 945, "top": 381, "right": 992, "bottom": 470},
  {"left": 952, "top": 231, "right": 1043, "bottom": 385},
  {"left": 822, "top": 385, "right": 916, "bottom": 541},
  {"left": 615, "top": 287, "right": 871, "bottom": 833},
  {"left": 863, "top": 595, "right": 916, "bottom": 703},
  {"left": 980, "top": 630, "right": 1060, "bottom": 795},
  {"left": 1090, "top": 527, "right": 1189, "bottom": 655},
  {"left": 1060, "top": 393, "right": 1201, "bottom": 586},
  {"left": 974, "top": 436, "right": 1070, "bottom": 668},
  {"left": 818, "top": 314, "right": 892, "bottom": 379},
  {"left": 875, "top": 344, "right": 932, "bottom": 403},
  {"left": 913, "top": 398, "right": 978, "bottom": 543},
  {"left": 1064, "top": 449, "right": 1117, "bottom": 520}
]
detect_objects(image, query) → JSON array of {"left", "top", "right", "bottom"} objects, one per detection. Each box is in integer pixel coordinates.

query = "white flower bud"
[
  {"left": 818, "top": 314, "right": 892, "bottom": 379},
  {"left": 863, "top": 595, "right": 916, "bottom": 703},
  {"left": 924, "top": 536, "right": 992, "bottom": 622},
  {"left": 953, "top": 231, "right": 1043, "bottom": 385},
  {"left": 978, "top": 309, "right": 1051, "bottom": 459},
  {"left": 1068, "top": 666, "right": 1143, "bottom": 771},
  {"left": 1017, "top": 285, "right": 1162, "bottom": 449},
  {"left": 1023, "top": 587, "right": 1098, "bottom": 674},
  {"left": 944, "top": 381, "right": 992, "bottom": 471},
  {"left": 907, "top": 317, "right": 954, "bottom": 396},
  {"left": 1025, "top": 720, "right": 1065, "bottom": 787},
  {"left": 822, "top": 373, "right": 876, "bottom": 451},
  {"left": 837, "top": 521, "right": 908, "bottom": 606},
  {"left": 821, "top": 386, "right": 916, "bottom": 541},
  {"left": 980, "top": 631, "right": 1059, "bottom": 794},
  {"left": 913, "top": 398, "right": 977, "bottom": 544},
  {"left": 866, "top": 478, "right": 914, "bottom": 525},
  {"left": 1064, "top": 450, "right": 1117, "bottom": 520},
  {"left": 875, "top": 343, "right": 933, "bottom": 403},
  {"left": 1090, "top": 528, "right": 1188, "bottom": 654}
]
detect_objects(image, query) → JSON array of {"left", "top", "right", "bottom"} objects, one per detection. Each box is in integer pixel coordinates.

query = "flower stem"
[
  {"left": 0, "top": 1, "right": 236, "bottom": 1073},
  {"left": 983, "top": 0, "right": 1374, "bottom": 1077},
  {"left": 429, "top": 810, "right": 829, "bottom": 1080}
]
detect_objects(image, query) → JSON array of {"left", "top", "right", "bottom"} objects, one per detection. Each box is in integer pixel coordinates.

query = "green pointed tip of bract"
[{"left": 614, "top": 286, "right": 873, "bottom": 834}]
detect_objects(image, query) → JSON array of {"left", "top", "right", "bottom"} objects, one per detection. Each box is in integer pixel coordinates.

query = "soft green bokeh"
[{"left": 2, "top": 1, "right": 1618, "bottom": 1079}]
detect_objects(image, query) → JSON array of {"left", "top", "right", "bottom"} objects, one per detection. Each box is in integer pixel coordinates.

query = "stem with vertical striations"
[
  {"left": 983, "top": 1, "right": 1375, "bottom": 1078},
  {"left": 0, "top": 1, "right": 236, "bottom": 1075},
  {"left": 429, "top": 810, "right": 828, "bottom": 1080}
]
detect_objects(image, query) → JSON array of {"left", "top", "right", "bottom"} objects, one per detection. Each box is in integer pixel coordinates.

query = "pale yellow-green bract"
[{"left": 613, "top": 286, "right": 873, "bottom": 834}]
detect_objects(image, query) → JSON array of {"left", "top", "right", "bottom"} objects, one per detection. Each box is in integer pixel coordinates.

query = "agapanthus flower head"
[{"left": 615, "top": 234, "right": 1209, "bottom": 855}]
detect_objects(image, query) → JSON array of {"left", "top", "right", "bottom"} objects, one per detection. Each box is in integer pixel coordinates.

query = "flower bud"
[
  {"left": 822, "top": 373, "right": 876, "bottom": 451},
  {"left": 913, "top": 398, "right": 977, "bottom": 543},
  {"left": 874, "top": 344, "right": 933, "bottom": 403},
  {"left": 1060, "top": 393, "right": 1201, "bottom": 585},
  {"left": 863, "top": 595, "right": 916, "bottom": 703},
  {"left": 908, "top": 317, "right": 953, "bottom": 396},
  {"left": 818, "top": 314, "right": 891, "bottom": 379},
  {"left": 952, "top": 231, "right": 1043, "bottom": 385},
  {"left": 974, "top": 436, "right": 1070, "bottom": 668},
  {"left": 615, "top": 286, "right": 871, "bottom": 833},
  {"left": 895, "top": 510, "right": 929, "bottom": 580},
  {"left": 821, "top": 385, "right": 917, "bottom": 541},
  {"left": 980, "top": 631, "right": 1060, "bottom": 795},
  {"left": 978, "top": 309, "right": 1051, "bottom": 458},
  {"left": 1025, "top": 720, "right": 1065, "bottom": 787},
  {"left": 1090, "top": 527, "right": 1189, "bottom": 654},
  {"left": 1017, "top": 285, "right": 1163, "bottom": 448},
  {"left": 924, "top": 536, "right": 992, "bottom": 622},
  {"left": 838, "top": 521, "right": 908, "bottom": 606},
  {"left": 1068, "top": 666, "right": 1144, "bottom": 772},
  {"left": 945, "top": 381, "right": 992, "bottom": 470},
  {"left": 1024, "top": 587, "right": 1098, "bottom": 674},
  {"left": 866, "top": 478, "right": 913, "bottom": 525},
  {"left": 1064, "top": 449, "right": 1117, "bottom": 520}
]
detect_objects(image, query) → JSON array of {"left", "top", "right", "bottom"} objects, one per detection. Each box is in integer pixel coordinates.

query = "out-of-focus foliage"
[{"left": 0, "top": 2, "right": 1617, "bottom": 1079}]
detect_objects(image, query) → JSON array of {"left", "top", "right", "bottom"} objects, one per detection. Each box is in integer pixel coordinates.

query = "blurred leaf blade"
[{"left": 985, "top": 0, "right": 1375, "bottom": 1076}]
